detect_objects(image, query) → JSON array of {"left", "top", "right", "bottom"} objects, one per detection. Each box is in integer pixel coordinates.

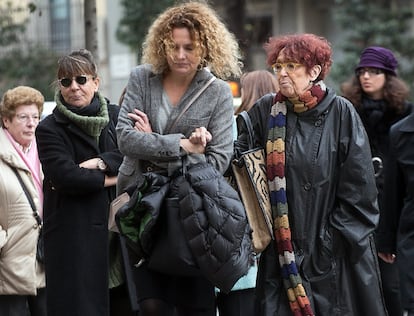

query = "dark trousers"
[
  {"left": 0, "top": 287, "right": 47, "bottom": 316},
  {"left": 216, "top": 288, "right": 256, "bottom": 316},
  {"left": 379, "top": 259, "right": 403, "bottom": 316}
]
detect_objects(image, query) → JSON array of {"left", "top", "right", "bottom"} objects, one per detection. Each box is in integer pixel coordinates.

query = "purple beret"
[{"left": 356, "top": 46, "right": 398, "bottom": 76}]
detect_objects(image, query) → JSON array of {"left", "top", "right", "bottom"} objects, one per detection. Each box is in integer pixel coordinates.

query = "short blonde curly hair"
[
  {"left": 141, "top": 1, "right": 243, "bottom": 79},
  {"left": 0, "top": 86, "right": 44, "bottom": 127}
]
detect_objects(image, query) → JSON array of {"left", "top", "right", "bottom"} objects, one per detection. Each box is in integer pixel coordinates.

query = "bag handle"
[
  {"left": 238, "top": 111, "right": 255, "bottom": 150},
  {"left": 166, "top": 76, "right": 216, "bottom": 133},
  {"left": 11, "top": 167, "right": 42, "bottom": 226}
]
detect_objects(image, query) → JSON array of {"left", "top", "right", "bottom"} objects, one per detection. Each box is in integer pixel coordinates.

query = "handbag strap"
[
  {"left": 238, "top": 111, "right": 255, "bottom": 150},
  {"left": 11, "top": 167, "right": 42, "bottom": 226},
  {"left": 166, "top": 76, "right": 216, "bottom": 133}
]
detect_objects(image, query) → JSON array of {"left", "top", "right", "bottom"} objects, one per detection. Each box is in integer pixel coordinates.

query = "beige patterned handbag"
[{"left": 232, "top": 111, "right": 273, "bottom": 253}]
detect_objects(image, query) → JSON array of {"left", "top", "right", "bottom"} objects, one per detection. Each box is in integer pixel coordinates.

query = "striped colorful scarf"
[{"left": 267, "top": 81, "right": 326, "bottom": 316}]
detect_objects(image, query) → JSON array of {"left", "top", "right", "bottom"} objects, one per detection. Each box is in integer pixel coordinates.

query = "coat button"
[{"left": 304, "top": 183, "right": 311, "bottom": 191}]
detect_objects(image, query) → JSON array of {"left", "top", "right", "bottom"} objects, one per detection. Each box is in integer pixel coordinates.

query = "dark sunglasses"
[{"left": 59, "top": 75, "right": 92, "bottom": 87}]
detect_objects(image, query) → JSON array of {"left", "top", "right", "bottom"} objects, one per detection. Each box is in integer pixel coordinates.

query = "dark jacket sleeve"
[
  {"left": 329, "top": 98, "right": 380, "bottom": 263},
  {"left": 377, "top": 125, "right": 404, "bottom": 253}
]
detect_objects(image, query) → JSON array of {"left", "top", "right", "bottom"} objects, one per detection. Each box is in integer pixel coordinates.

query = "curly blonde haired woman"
[{"left": 116, "top": 1, "right": 243, "bottom": 316}]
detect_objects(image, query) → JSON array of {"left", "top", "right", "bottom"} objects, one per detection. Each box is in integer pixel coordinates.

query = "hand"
[
  {"left": 378, "top": 252, "right": 396, "bottom": 264},
  {"left": 180, "top": 139, "right": 208, "bottom": 154},
  {"left": 79, "top": 158, "right": 101, "bottom": 170},
  {"left": 127, "top": 109, "right": 152, "bottom": 132},
  {"left": 104, "top": 176, "right": 117, "bottom": 187},
  {"left": 189, "top": 126, "right": 212, "bottom": 147}
]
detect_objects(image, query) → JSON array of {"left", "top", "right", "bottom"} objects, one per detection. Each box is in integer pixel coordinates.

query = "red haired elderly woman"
[
  {"left": 0, "top": 86, "right": 46, "bottom": 316},
  {"left": 235, "top": 33, "right": 388, "bottom": 315}
]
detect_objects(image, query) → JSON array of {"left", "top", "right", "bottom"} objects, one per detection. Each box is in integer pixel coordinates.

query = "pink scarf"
[{"left": 5, "top": 129, "right": 43, "bottom": 217}]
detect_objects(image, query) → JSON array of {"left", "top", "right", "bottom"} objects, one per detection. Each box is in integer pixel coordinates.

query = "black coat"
[
  {"left": 238, "top": 90, "right": 387, "bottom": 315},
  {"left": 380, "top": 113, "right": 414, "bottom": 307},
  {"left": 177, "top": 162, "right": 252, "bottom": 293},
  {"left": 355, "top": 96, "right": 412, "bottom": 207},
  {"left": 35, "top": 100, "right": 122, "bottom": 316}
]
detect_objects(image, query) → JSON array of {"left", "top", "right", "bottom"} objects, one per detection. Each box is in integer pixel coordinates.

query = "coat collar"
[
  {"left": 51, "top": 108, "right": 101, "bottom": 151},
  {"left": 0, "top": 128, "right": 29, "bottom": 170},
  {"left": 395, "top": 112, "right": 414, "bottom": 132}
]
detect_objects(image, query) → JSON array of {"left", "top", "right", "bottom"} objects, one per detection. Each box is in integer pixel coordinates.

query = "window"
[{"left": 50, "top": 0, "right": 71, "bottom": 52}]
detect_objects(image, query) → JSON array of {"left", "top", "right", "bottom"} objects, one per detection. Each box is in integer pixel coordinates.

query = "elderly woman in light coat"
[{"left": 0, "top": 86, "right": 46, "bottom": 316}]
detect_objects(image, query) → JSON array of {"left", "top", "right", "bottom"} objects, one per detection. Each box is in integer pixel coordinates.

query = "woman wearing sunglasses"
[
  {"left": 235, "top": 33, "right": 387, "bottom": 315},
  {"left": 35, "top": 49, "right": 124, "bottom": 316},
  {"left": 342, "top": 47, "right": 413, "bottom": 316},
  {"left": 0, "top": 86, "right": 46, "bottom": 316}
]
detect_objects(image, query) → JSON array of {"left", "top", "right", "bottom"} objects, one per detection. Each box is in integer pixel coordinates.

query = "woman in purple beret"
[{"left": 342, "top": 46, "right": 413, "bottom": 316}]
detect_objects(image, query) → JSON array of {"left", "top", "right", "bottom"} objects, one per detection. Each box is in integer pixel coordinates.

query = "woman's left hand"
[
  {"left": 189, "top": 126, "right": 212, "bottom": 147},
  {"left": 79, "top": 158, "right": 101, "bottom": 170},
  {"left": 104, "top": 175, "right": 117, "bottom": 187},
  {"left": 128, "top": 109, "right": 152, "bottom": 132}
]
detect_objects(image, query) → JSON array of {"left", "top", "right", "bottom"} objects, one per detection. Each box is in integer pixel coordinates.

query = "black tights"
[{"left": 139, "top": 298, "right": 215, "bottom": 316}]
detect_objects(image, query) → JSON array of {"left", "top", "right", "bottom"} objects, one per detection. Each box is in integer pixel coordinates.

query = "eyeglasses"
[
  {"left": 59, "top": 75, "right": 92, "bottom": 87},
  {"left": 272, "top": 62, "right": 302, "bottom": 74},
  {"left": 355, "top": 68, "right": 384, "bottom": 77},
  {"left": 15, "top": 113, "right": 40, "bottom": 123}
]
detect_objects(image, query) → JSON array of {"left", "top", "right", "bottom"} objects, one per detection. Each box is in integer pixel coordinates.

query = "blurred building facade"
[
  {"left": 3, "top": 0, "right": 410, "bottom": 101},
  {"left": 2, "top": 0, "right": 133, "bottom": 102}
]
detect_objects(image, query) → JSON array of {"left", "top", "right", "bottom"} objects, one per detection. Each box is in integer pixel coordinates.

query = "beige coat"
[{"left": 0, "top": 128, "right": 45, "bottom": 295}]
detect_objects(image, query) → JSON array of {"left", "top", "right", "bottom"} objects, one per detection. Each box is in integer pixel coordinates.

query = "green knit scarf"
[{"left": 55, "top": 91, "right": 109, "bottom": 139}]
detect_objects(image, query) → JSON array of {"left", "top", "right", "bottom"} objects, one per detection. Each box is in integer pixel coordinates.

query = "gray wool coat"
[{"left": 116, "top": 65, "right": 234, "bottom": 193}]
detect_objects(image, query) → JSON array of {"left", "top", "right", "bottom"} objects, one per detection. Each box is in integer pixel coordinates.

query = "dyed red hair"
[{"left": 264, "top": 33, "right": 332, "bottom": 81}]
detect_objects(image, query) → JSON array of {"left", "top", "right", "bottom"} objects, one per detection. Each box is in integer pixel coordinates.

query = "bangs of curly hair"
[
  {"left": 264, "top": 33, "right": 332, "bottom": 81},
  {"left": 141, "top": 1, "right": 243, "bottom": 79}
]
